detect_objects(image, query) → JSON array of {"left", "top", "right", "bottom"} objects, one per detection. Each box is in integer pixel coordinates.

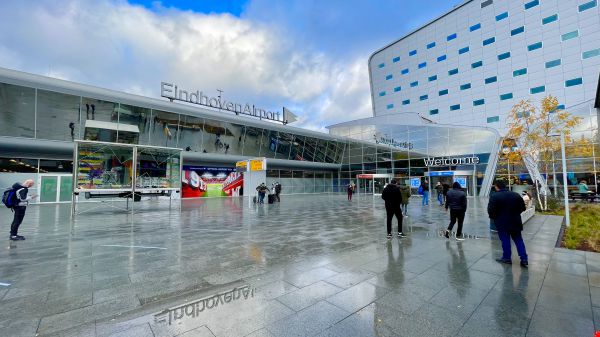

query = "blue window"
[
  {"left": 545, "top": 59, "right": 561, "bottom": 68},
  {"left": 561, "top": 30, "right": 579, "bottom": 41},
  {"left": 420, "top": 94, "right": 429, "bottom": 101},
  {"left": 410, "top": 81, "right": 419, "bottom": 87},
  {"left": 470, "top": 23, "right": 481, "bottom": 32},
  {"left": 485, "top": 76, "right": 497, "bottom": 84},
  {"left": 450, "top": 104, "right": 461, "bottom": 111},
  {"left": 418, "top": 62, "right": 427, "bottom": 69},
  {"left": 498, "top": 52, "right": 511, "bottom": 60},
  {"left": 409, "top": 49, "right": 417, "bottom": 56},
  {"left": 437, "top": 54, "right": 447, "bottom": 62},
  {"left": 394, "top": 86, "right": 401, "bottom": 92},
  {"left": 579, "top": 0, "right": 597, "bottom": 12},
  {"left": 542, "top": 14, "right": 558, "bottom": 25},
  {"left": 439, "top": 89, "right": 449, "bottom": 96},
  {"left": 459, "top": 46, "right": 470, "bottom": 54},
  {"left": 483, "top": 37, "right": 496, "bottom": 46},
  {"left": 385, "top": 74, "right": 393, "bottom": 80},
  {"left": 447, "top": 33, "right": 457, "bottom": 41},
  {"left": 402, "top": 99, "right": 411, "bottom": 105},
  {"left": 511, "top": 26, "right": 525, "bottom": 36},
  {"left": 393, "top": 56, "right": 400, "bottom": 63},
  {"left": 500, "top": 93, "right": 513, "bottom": 100},
  {"left": 496, "top": 12, "right": 509, "bottom": 21},
  {"left": 556, "top": 104, "right": 565, "bottom": 110},
  {"left": 427, "top": 42, "right": 436, "bottom": 49},
  {"left": 460, "top": 83, "right": 471, "bottom": 90},
  {"left": 471, "top": 60, "right": 483, "bottom": 68},
  {"left": 487, "top": 116, "right": 500, "bottom": 123},
  {"left": 565, "top": 77, "right": 583, "bottom": 87},
  {"left": 530, "top": 85, "right": 545, "bottom": 94},
  {"left": 379, "top": 91, "right": 386, "bottom": 97},
  {"left": 378, "top": 63, "right": 385, "bottom": 68},
  {"left": 528, "top": 42, "right": 542, "bottom": 51},
  {"left": 429, "top": 109, "right": 439, "bottom": 115},
  {"left": 524, "top": 0, "right": 539, "bottom": 10},
  {"left": 401, "top": 68, "right": 409, "bottom": 75},
  {"left": 387, "top": 104, "right": 394, "bottom": 109},
  {"left": 583, "top": 48, "right": 600, "bottom": 59},
  {"left": 428, "top": 75, "right": 438, "bottom": 82},
  {"left": 448, "top": 68, "right": 459, "bottom": 76},
  {"left": 513, "top": 68, "right": 527, "bottom": 77},
  {"left": 473, "top": 99, "right": 485, "bottom": 106}
]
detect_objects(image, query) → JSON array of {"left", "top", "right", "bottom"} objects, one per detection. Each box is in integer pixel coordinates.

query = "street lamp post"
[{"left": 560, "top": 131, "right": 570, "bottom": 227}]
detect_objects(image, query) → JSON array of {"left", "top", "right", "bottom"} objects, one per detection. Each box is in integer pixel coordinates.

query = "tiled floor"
[{"left": 0, "top": 194, "right": 597, "bottom": 337}]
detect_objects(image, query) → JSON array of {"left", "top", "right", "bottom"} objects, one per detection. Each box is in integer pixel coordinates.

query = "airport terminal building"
[
  {"left": 368, "top": 0, "right": 600, "bottom": 191},
  {"left": 0, "top": 67, "right": 500, "bottom": 202}
]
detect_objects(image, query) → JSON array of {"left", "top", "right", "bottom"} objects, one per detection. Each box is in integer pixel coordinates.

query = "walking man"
[
  {"left": 420, "top": 179, "right": 430, "bottom": 206},
  {"left": 6, "top": 179, "right": 36, "bottom": 241},
  {"left": 488, "top": 180, "right": 528, "bottom": 267},
  {"left": 382, "top": 180, "right": 406, "bottom": 239},
  {"left": 435, "top": 182, "right": 444, "bottom": 206},
  {"left": 347, "top": 183, "right": 355, "bottom": 201},
  {"left": 274, "top": 182, "right": 282, "bottom": 202},
  {"left": 255, "top": 183, "right": 269, "bottom": 204},
  {"left": 444, "top": 182, "right": 467, "bottom": 241}
]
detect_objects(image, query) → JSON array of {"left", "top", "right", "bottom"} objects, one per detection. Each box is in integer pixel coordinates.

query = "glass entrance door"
[{"left": 38, "top": 174, "right": 73, "bottom": 203}]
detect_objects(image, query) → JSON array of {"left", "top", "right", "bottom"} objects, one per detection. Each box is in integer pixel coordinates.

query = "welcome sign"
[{"left": 424, "top": 156, "right": 480, "bottom": 167}]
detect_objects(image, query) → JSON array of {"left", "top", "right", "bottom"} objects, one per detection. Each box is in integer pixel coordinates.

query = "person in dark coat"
[
  {"left": 488, "top": 180, "right": 528, "bottom": 267},
  {"left": 444, "top": 182, "right": 467, "bottom": 241},
  {"left": 382, "top": 180, "right": 405, "bottom": 239},
  {"left": 8, "top": 179, "right": 36, "bottom": 240}
]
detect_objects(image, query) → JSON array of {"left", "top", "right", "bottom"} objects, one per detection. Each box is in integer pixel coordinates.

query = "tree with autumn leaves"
[{"left": 504, "top": 95, "right": 592, "bottom": 210}]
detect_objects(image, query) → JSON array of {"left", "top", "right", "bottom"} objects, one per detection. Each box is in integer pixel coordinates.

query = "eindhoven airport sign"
[
  {"left": 373, "top": 133, "right": 413, "bottom": 150},
  {"left": 160, "top": 82, "right": 297, "bottom": 124},
  {"left": 424, "top": 156, "right": 480, "bottom": 167}
]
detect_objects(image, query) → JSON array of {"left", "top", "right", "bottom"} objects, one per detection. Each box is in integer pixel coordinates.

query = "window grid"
[
  {"left": 483, "top": 37, "right": 496, "bottom": 46},
  {"left": 385, "top": 74, "right": 393, "bottom": 80},
  {"left": 437, "top": 55, "right": 447, "bottom": 62},
  {"left": 460, "top": 83, "right": 471, "bottom": 90},
  {"left": 496, "top": 12, "right": 509, "bottom": 21},
  {"left": 427, "top": 42, "right": 436, "bottom": 49},
  {"left": 410, "top": 81, "right": 419, "bottom": 87},
  {"left": 524, "top": 0, "right": 539, "bottom": 9},
  {"left": 500, "top": 93, "right": 513, "bottom": 100},
  {"left": 378, "top": 63, "right": 385, "bottom": 68},
  {"left": 401, "top": 68, "right": 409, "bottom": 75},
  {"left": 409, "top": 49, "right": 417, "bottom": 56},
  {"left": 542, "top": 14, "right": 558, "bottom": 25},
  {"left": 498, "top": 52, "right": 511, "bottom": 60},
  {"left": 450, "top": 104, "right": 461, "bottom": 111},
  {"left": 393, "top": 57, "right": 400, "bottom": 63},
  {"left": 459, "top": 46, "right": 470, "bottom": 54},
  {"left": 561, "top": 30, "right": 579, "bottom": 41},
  {"left": 513, "top": 68, "right": 527, "bottom": 77},
  {"left": 511, "top": 26, "right": 525, "bottom": 36},
  {"left": 379, "top": 91, "right": 386, "bottom": 97},
  {"left": 471, "top": 60, "right": 483, "bottom": 68},
  {"left": 387, "top": 104, "right": 394, "bottom": 109},
  {"left": 485, "top": 76, "right": 497, "bottom": 84},
  {"left": 429, "top": 109, "right": 439, "bottom": 115},
  {"left": 565, "top": 77, "right": 583, "bottom": 87},
  {"left": 402, "top": 99, "right": 411, "bottom": 105},
  {"left": 579, "top": 0, "right": 597, "bottom": 12},
  {"left": 418, "top": 62, "right": 427, "bottom": 69},
  {"left": 439, "top": 89, "right": 449, "bottom": 96},
  {"left": 448, "top": 68, "right": 459, "bottom": 76},
  {"left": 545, "top": 59, "right": 561, "bottom": 68},
  {"left": 528, "top": 42, "right": 543, "bottom": 51},
  {"left": 394, "top": 86, "right": 401, "bottom": 92},
  {"left": 470, "top": 23, "right": 481, "bottom": 31},
  {"left": 582, "top": 48, "right": 600, "bottom": 59},
  {"left": 420, "top": 94, "right": 428, "bottom": 101},
  {"left": 428, "top": 75, "right": 438, "bottom": 82},
  {"left": 487, "top": 116, "right": 500, "bottom": 123},
  {"left": 530, "top": 85, "right": 545, "bottom": 94},
  {"left": 447, "top": 33, "right": 457, "bottom": 41},
  {"left": 473, "top": 99, "right": 485, "bottom": 106}
]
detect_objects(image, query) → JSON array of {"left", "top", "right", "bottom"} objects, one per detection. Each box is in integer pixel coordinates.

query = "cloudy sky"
[{"left": 0, "top": 0, "right": 455, "bottom": 131}]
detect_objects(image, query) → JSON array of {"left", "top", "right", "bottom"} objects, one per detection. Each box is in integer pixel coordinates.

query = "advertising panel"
[{"left": 181, "top": 166, "right": 243, "bottom": 198}]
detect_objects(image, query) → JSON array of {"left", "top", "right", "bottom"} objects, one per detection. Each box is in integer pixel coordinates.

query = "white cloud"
[{"left": 0, "top": 0, "right": 373, "bottom": 130}]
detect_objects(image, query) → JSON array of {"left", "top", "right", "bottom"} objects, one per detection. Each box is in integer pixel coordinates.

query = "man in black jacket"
[
  {"left": 9, "top": 179, "right": 36, "bottom": 241},
  {"left": 382, "top": 180, "right": 405, "bottom": 239},
  {"left": 488, "top": 180, "right": 528, "bottom": 267},
  {"left": 444, "top": 182, "right": 467, "bottom": 241}
]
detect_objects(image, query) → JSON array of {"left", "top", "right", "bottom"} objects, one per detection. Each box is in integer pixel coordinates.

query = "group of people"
[
  {"left": 382, "top": 178, "right": 530, "bottom": 268},
  {"left": 255, "top": 182, "right": 282, "bottom": 204}
]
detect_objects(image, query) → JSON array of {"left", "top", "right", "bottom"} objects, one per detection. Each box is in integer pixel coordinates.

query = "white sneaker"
[{"left": 456, "top": 237, "right": 465, "bottom": 241}]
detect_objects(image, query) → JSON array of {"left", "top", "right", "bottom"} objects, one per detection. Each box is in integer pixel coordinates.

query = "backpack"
[
  {"left": 418, "top": 186, "right": 424, "bottom": 195},
  {"left": 2, "top": 187, "right": 19, "bottom": 208}
]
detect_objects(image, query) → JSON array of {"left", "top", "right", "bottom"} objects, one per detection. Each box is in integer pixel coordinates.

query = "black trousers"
[
  {"left": 386, "top": 206, "right": 403, "bottom": 235},
  {"left": 447, "top": 209, "right": 465, "bottom": 236},
  {"left": 10, "top": 206, "right": 26, "bottom": 236}
]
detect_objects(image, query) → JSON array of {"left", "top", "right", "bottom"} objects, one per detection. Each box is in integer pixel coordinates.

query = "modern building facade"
[
  {"left": 0, "top": 67, "right": 502, "bottom": 201},
  {"left": 368, "top": 0, "right": 600, "bottom": 191}
]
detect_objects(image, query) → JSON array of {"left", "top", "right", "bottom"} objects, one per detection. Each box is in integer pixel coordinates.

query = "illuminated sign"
[
  {"left": 249, "top": 158, "right": 266, "bottom": 171},
  {"left": 235, "top": 161, "right": 248, "bottom": 172},
  {"left": 424, "top": 156, "right": 480, "bottom": 167}
]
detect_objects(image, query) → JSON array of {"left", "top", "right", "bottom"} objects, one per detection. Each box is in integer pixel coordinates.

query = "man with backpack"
[{"left": 3, "top": 179, "right": 36, "bottom": 241}]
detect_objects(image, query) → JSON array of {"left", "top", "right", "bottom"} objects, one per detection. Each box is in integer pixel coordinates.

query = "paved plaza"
[{"left": 0, "top": 194, "right": 599, "bottom": 337}]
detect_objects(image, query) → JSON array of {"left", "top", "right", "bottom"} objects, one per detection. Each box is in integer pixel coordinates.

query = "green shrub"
[{"left": 562, "top": 204, "right": 600, "bottom": 252}]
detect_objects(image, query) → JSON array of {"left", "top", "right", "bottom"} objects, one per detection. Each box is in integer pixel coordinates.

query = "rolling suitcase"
[{"left": 268, "top": 194, "right": 275, "bottom": 204}]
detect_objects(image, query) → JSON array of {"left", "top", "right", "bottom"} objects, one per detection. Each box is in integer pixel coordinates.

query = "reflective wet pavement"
[{"left": 0, "top": 194, "right": 598, "bottom": 337}]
